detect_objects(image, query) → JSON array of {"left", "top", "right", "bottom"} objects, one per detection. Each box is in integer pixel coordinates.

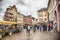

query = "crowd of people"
[{"left": 22, "top": 22, "right": 57, "bottom": 34}]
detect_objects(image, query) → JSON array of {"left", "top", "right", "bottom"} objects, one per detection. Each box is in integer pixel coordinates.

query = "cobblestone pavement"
[{"left": 2, "top": 29, "right": 59, "bottom": 40}]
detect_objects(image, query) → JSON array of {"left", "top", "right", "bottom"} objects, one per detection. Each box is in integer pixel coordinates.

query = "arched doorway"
[
  {"left": 58, "top": 4, "right": 60, "bottom": 15},
  {"left": 57, "top": 4, "right": 60, "bottom": 31},
  {"left": 54, "top": 11, "right": 57, "bottom": 23},
  {"left": 58, "top": 4, "right": 60, "bottom": 21}
]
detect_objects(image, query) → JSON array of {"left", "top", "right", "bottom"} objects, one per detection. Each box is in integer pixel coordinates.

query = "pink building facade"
[
  {"left": 53, "top": 0, "right": 60, "bottom": 32},
  {"left": 48, "top": 0, "right": 60, "bottom": 32},
  {"left": 23, "top": 15, "right": 32, "bottom": 24},
  {"left": 23, "top": 16, "right": 28, "bottom": 24}
]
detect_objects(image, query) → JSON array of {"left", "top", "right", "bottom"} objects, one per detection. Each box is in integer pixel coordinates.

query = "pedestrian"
[
  {"left": 25, "top": 24, "right": 28, "bottom": 33},
  {"left": 53, "top": 23, "right": 57, "bottom": 32},
  {"left": 50, "top": 23, "right": 53, "bottom": 30},
  {"left": 47, "top": 23, "right": 51, "bottom": 31},
  {"left": 33, "top": 25, "right": 36, "bottom": 32},
  {"left": 41, "top": 23, "right": 43, "bottom": 31},
  {"left": 39, "top": 24, "right": 42, "bottom": 31},
  {"left": 23, "top": 24, "right": 26, "bottom": 29},
  {"left": 27, "top": 24, "right": 31, "bottom": 34},
  {"left": 37, "top": 24, "right": 39, "bottom": 30},
  {"left": 43, "top": 23, "right": 47, "bottom": 31},
  {"left": 20, "top": 25, "right": 22, "bottom": 32}
]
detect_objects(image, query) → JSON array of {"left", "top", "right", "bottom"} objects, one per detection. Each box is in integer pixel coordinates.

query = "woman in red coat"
[{"left": 47, "top": 23, "right": 51, "bottom": 31}]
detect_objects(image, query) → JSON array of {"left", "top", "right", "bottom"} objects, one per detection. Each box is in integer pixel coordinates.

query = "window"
[
  {"left": 45, "top": 14, "right": 46, "bottom": 17},
  {"left": 39, "top": 14, "right": 43, "bottom": 17},
  {"left": 36, "top": 19, "right": 38, "bottom": 21},
  {"left": 9, "top": 13, "right": 13, "bottom": 15},
  {"left": 39, "top": 18, "right": 43, "bottom": 21},
  {"left": 45, "top": 18, "right": 47, "bottom": 21}
]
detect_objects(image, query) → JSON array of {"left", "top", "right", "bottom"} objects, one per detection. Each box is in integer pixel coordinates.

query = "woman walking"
[{"left": 33, "top": 25, "right": 36, "bottom": 32}]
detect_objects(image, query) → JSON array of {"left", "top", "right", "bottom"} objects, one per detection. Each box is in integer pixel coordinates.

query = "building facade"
[
  {"left": 50, "top": 0, "right": 60, "bottom": 32},
  {"left": 23, "top": 15, "right": 28, "bottom": 24},
  {"left": 27, "top": 15, "right": 32, "bottom": 24},
  {"left": 48, "top": 0, "right": 60, "bottom": 32},
  {"left": 48, "top": 0, "right": 54, "bottom": 22},
  {"left": 3, "top": 5, "right": 17, "bottom": 22},
  {"left": 32, "top": 17, "right": 38, "bottom": 25},
  {"left": 17, "top": 12, "right": 23, "bottom": 24},
  {"left": 37, "top": 8, "right": 49, "bottom": 22},
  {"left": 23, "top": 15, "right": 32, "bottom": 24}
]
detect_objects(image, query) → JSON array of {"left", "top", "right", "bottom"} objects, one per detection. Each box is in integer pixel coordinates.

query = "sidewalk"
[{"left": 2, "top": 29, "right": 58, "bottom": 40}]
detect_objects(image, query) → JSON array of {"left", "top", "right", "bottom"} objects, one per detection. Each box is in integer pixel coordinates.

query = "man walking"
[
  {"left": 27, "top": 24, "right": 31, "bottom": 34},
  {"left": 53, "top": 23, "right": 57, "bottom": 32}
]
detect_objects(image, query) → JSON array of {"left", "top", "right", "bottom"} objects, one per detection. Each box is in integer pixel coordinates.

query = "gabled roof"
[
  {"left": 37, "top": 8, "right": 48, "bottom": 12},
  {"left": 47, "top": 0, "right": 51, "bottom": 9}
]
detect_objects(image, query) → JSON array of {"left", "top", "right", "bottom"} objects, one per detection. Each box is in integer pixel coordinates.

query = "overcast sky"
[{"left": 0, "top": 0, "right": 49, "bottom": 20}]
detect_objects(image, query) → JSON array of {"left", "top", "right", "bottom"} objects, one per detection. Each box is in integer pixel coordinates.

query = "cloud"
[
  {"left": 0, "top": 8, "right": 2, "bottom": 12},
  {"left": 0, "top": 0, "right": 49, "bottom": 19},
  {"left": 17, "top": 0, "right": 24, "bottom": 5}
]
